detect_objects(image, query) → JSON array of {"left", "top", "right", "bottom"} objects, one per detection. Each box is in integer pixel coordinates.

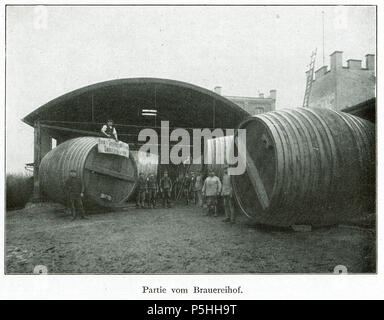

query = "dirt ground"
[{"left": 5, "top": 202, "right": 376, "bottom": 274}]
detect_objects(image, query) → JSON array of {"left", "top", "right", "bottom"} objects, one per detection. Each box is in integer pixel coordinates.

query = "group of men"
[
  {"left": 135, "top": 170, "right": 196, "bottom": 208},
  {"left": 136, "top": 171, "right": 174, "bottom": 209},
  {"left": 135, "top": 168, "right": 236, "bottom": 224},
  {"left": 64, "top": 119, "right": 236, "bottom": 224}
]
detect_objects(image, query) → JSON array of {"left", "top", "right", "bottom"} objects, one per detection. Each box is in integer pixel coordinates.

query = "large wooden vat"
[
  {"left": 130, "top": 150, "right": 158, "bottom": 177},
  {"left": 206, "top": 135, "right": 234, "bottom": 179},
  {"left": 230, "top": 108, "right": 375, "bottom": 226},
  {"left": 39, "top": 137, "right": 138, "bottom": 208}
]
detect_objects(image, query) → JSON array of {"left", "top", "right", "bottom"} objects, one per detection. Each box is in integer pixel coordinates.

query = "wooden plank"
[
  {"left": 39, "top": 123, "right": 104, "bottom": 137},
  {"left": 235, "top": 137, "right": 269, "bottom": 210},
  {"left": 245, "top": 149, "right": 270, "bottom": 210},
  {"left": 85, "top": 163, "right": 136, "bottom": 182},
  {"left": 33, "top": 121, "right": 41, "bottom": 199}
]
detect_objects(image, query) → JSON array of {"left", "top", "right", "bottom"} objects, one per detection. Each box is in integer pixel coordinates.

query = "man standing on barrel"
[
  {"left": 65, "top": 169, "right": 87, "bottom": 220},
  {"left": 159, "top": 171, "right": 173, "bottom": 208},
  {"left": 202, "top": 170, "right": 222, "bottom": 217},
  {"left": 101, "top": 119, "right": 118, "bottom": 141}
]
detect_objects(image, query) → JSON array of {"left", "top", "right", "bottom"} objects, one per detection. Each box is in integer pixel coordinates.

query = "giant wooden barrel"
[
  {"left": 130, "top": 150, "right": 158, "bottom": 177},
  {"left": 206, "top": 135, "right": 234, "bottom": 179},
  {"left": 39, "top": 137, "right": 138, "bottom": 208},
  {"left": 231, "top": 108, "right": 375, "bottom": 227}
]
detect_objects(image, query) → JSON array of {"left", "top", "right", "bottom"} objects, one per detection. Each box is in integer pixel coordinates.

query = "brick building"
[
  {"left": 213, "top": 86, "right": 276, "bottom": 115},
  {"left": 308, "top": 51, "right": 375, "bottom": 112}
]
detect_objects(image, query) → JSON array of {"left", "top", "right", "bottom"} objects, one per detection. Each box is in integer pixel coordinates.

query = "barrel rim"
[
  {"left": 232, "top": 115, "right": 278, "bottom": 220},
  {"left": 83, "top": 142, "right": 139, "bottom": 207},
  {"left": 39, "top": 136, "right": 138, "bottom": 208}
]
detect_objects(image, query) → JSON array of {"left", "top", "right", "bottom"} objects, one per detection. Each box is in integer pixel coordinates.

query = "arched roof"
[{"left": 23, "top": 78, "right": 249, "bottom": 131}]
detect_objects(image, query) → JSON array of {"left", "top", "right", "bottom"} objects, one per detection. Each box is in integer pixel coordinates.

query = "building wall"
[
  {"left": 308, "top": 71, "right": 336, "bottom": 110},
  {"left": 308, "top": 52, "right": 375, "bottom": 112},
  {"left": 336, "top": 68, "right": 376, "bottom": 110},
  {"left": 213, "top": 86, "right": 276, "bottom": 116},
  {"left": 224, "top": 97, "right": 275, "bottom": 115}
]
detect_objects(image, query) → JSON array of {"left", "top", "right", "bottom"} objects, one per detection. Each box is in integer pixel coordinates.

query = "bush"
[{"left": 6, "top": 173, "right": 34, "bottom": 210}]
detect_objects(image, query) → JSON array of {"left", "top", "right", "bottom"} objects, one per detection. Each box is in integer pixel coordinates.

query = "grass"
[{"left": 6, "top": 173, "right": 34, "bottom": 210}]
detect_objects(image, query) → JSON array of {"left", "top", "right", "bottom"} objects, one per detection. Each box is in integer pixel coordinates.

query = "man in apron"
[{"left": 202, "top": 170, "right": 222, "bottom": 216}]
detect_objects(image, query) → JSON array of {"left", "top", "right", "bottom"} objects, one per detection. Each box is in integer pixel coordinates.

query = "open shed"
[{"left": 23, "top": 77, "right": 250, "bottom": 198}]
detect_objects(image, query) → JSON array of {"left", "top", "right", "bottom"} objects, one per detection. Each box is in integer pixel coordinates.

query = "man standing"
[
  {"left": 172, "top": 174, "right": 181, "bottom": 200},
  {"left": 146, "top": 173, "right": 158, "bottom": 209},
  {"left": 190, "top": 172, "right": 196, "bottom": 203},
  {"left": 193, "top": 171, "right": 203, "bottom": 206},
  {"left": 136, "top": 172, "right": 147, "bottom": 208},
  {"left": 183, "top": 173, "right": 192, "bottom": 205},
  {"left": 221, "top": 167, "right": 235, "bottom": 223},
  {"left": 101, "top": 119, "right": 118, "bottom": 141},
  {"left": 64, "top": 169, "right": 87, "bottom": 220},
  {"left": 159, "top": 171, "right": 173, "bottom": 208},
  {"left": 202, "top": 170, "right": 222, "bottom": 217}
]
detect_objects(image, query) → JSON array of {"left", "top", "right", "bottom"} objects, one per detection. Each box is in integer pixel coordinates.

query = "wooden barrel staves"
[
  {"left": 232, "top": 108, "right": 375, "bottom": 227},
  {"left": 206, "top": 135, "right": 234, "bottom": 179},
  {"left": 39, "top": 137, "right": 138, "bottom": 208},
  {"left": 130, "top": 150, "right": 158, "bottom": 177}
]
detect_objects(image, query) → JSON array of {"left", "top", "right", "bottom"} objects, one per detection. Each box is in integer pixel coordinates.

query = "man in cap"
[
  {"left": 221, "top": 167, "right": 235, "bottom": 223},
  {"left": 136, "top": 172, "right": 147, "bottom": 208},
  {"left": 101, "top": 119, "right": 118, "bottom": 141},
  {"left": 202, "top": 170, "right": 222, "bottom": 216},
  {"left": 64, "top": 169, "right": 87, "bottom": 220},
  {"left": 183, "top": 173, "right": 192, "bottom": 205},
  {"left": 193, "top": 171, "right": 204, "bottom": 206},
  {"left": 146, "top": 173, "right": 158, "bottom": 209},
  {"left": 159, "top": 171, "right": 173, "bottom": 208}
]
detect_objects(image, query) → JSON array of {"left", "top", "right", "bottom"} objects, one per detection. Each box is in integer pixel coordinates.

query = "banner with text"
[{"left": 98, "top": 138, "right": 129, "bottom": 158}]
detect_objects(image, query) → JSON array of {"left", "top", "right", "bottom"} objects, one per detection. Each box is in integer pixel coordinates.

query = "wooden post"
[
  {"left": 56, "top": 135, "right": 67, "bottom": 145},
  {"left": 32, "top": 121, "right": 52, "bottom": 201},
  {"left": 32, "top": 121, "right": 41, "bottom": 200}
]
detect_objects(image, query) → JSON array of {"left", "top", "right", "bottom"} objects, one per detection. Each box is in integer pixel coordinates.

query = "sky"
[{"left": 5, "top": 5, "right": 376, "bottom": 173}]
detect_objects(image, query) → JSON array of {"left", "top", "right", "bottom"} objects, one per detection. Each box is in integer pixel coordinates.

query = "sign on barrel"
[{"left": 97, "top": 138, "right": 130, "bottom": 158}]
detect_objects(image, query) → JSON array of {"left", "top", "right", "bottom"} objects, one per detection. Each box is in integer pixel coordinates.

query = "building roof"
[
  {"left": 342, "top": 98, "right": 376, "bottom": 123},
  {"left": 22, "top": 78, "right": 250, "bottom": 145}
]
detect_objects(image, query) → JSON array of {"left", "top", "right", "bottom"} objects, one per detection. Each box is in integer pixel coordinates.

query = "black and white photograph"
[{"left": 3, "top": 2, "right": 377, "bottom": 280}]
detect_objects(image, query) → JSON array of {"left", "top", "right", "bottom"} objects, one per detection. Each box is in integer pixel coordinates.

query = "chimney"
[
  {"left": 365, "top": 54, "right": 375, "bottom": 70},
  {"left": 315, "top": 66, "right": 328, "bottom": 78},
  {"left": 214, "top": 86, "right": 222, "bottom": 95},
  {"left": 347, "top": 59, "right": 362, "bottom": 70},
  {"left": 259, "top": 93, "right": 264, "bottom": 98},
  {"left": 269, "top": 89, "right": 276, "bottom": 100},
  {"left": 330, "top": 51, "right": 343, "bottom": 71}
]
